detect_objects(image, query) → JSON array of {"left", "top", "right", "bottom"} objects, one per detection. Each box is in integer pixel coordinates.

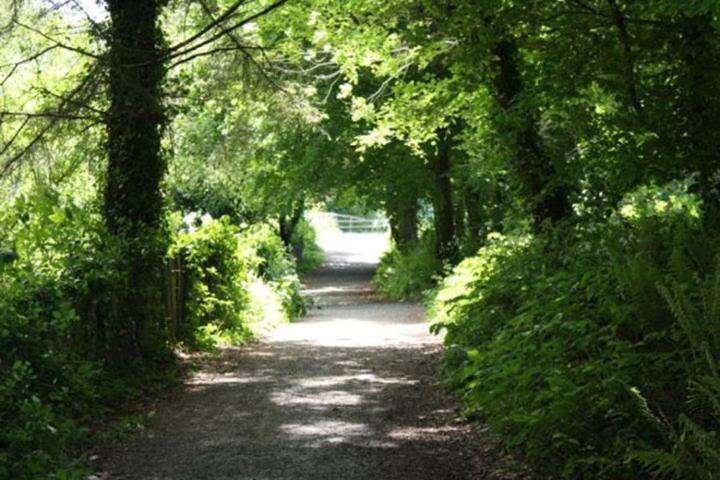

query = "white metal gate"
[{"left": 307, "top": 212, "right": 389, "bottom": 233}]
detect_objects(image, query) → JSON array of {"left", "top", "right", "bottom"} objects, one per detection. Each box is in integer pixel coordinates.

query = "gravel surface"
[{"left": 97, "top": 237, "right": 523, "bottom": 480}]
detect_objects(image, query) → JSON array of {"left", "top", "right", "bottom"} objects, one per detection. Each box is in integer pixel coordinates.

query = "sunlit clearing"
[
  {"left": 271, "top": 374, "right": 417, "bottom": 407},
  {"left": 388, "top": 426, "right": 463, "bottom": 440},
  {"left": 307, "top": 212, "right": 390, "bottom": 265},
  {"left": 268, "top": 317, "right": 437, "bottom": 347},
  {"left": 281, "top": 421, "right": 369, "bottom": 437}
]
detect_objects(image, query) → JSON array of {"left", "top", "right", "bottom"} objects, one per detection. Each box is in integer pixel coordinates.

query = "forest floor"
[{"left": 95, "top": 233, "right": 525, "bottom": 480}]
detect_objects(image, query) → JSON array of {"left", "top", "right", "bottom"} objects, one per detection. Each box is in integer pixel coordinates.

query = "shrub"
[
  {"left": 430, "top": 180, "right": 719, "bottom": 479},
  {"left": 238, "top": 222, "right": 306, "bottom": 320},
  {"left": 0, "top": 279, "right": 98, "bottom": 479},
  {"left": 169, "top": 214, "right": 304, "bottom": 347},
  {"left": 291, "top": 219, "right": 324, "bottom": 273},
  {"left": 373, "top": 234, "right": 441, "bottom": 300},
  {"left": 0, "top": 192, "right": 307, "bottom": 478},
  {"left": 628, "top": 258, "right": 720, "bottom": 479},
  {"left": 0, "top": 187, "right": 116, "bottom": 479}
]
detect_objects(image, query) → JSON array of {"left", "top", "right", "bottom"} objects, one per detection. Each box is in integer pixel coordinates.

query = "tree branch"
[
  {"left": 0, "top": 45, "right": 61, "bottom": 87},
  {"left": 567, "top": 0, "right": 598, "bottom": 13},
  {"left": 168, "top": 0, "right": 249, "bottom": 53},
  {"left": 607, "top": 0, "right": 642, "bottom": 112},
  {"left": 169, "top": 0, "right": 288, "bottom": 61},
  {"left": 0, "top": 65, "right": 102, "bottom": 176},
  {"left": 169, "top": 0, "right": 288, "bottom": 94},
  {"left": 168, "top": 45, "right": 260, "bottom": 69},
  {"left": 69, "top": 0, "right": 110, "bottom": 40},
  {"left": 0, "top": 116, "right": 30, "bottom": 158},
  {"left": 1, "top": 118, "right": 58, "bottom": 177},
  {"left": 15, "top": 21, "right": 101, "bottom": 59},
  {"left": 0, "top": 110, "right": 96, "bottom": 121},
  {"left": 34, "top": 86, "right": 106, "bottom": 117}
]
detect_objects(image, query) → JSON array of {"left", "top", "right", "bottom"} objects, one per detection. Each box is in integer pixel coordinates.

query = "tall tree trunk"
[
  {"left": 492, "top": 37, "right": 569, "bottom": 229},
  {"left": 463, "top": 180, "right": 505, "bottom": 250},
  {"left": 464, "top": 186, "right": 484, "bottom": 242},
  {"left": 675, "top": 14, "right": 720, "bottom": 192},
  {"left": 279, "top": 201, "right": 305, "bottom": 247},
  {"left": 104, "top": 0, "right": 168, "bottom": 364},
  {"left": 607, "top": 0, "right": 642, "bottom": 113},
  {"left": 431, "top": 128, "right": 458, "bottom": 263},
  {"left": 454, "top": 188, "right": 466, "bottom": 248},
  {"left": 387, "top": 194, "right": 418, "bottom": 253}
]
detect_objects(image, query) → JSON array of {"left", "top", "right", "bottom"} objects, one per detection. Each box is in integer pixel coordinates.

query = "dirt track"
[{"left": 98, "top": 235, "right": 514, "bottom": 479}]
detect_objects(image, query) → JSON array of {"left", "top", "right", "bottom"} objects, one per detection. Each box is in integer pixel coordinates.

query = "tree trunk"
[
  {"left": 105, "top": 0, "right": 166, "bottom": 232},
  {"left": 464, "top": 186, "right": 484, "bottom": 242},
  {"left": 492, "top": 37, "right": 569, "bottom": 229},
  {"left": 104, "top": 0, "right": 168, "bottom": 364},
  {"left": 462, "top": 179, "right": 505, "bottom": 250},
  {"left": 387, "top": 194, "right": 418, "bottom": 253},
  {"left": 675, "top": 14, "right": 720, "bottom": 191},
  {"left": 279, "top": 200, "right": 305, "bottom": 252},
  {"left": 454, "top": 189, "right": 466, "bottom": 249},
  {"left": 607, "top": 0, "right": 642, "bottom": 113},
  {"left": 431, "top": 128, "right": 458, "bottom": 263}
]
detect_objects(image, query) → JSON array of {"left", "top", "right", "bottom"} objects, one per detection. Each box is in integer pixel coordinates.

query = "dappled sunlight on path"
[{"left": 98, "top": 233, "right": 492, "bottom": 480}]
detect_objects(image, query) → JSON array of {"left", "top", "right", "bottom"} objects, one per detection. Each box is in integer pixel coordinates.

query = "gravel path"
[{"left": 98, "top": 235, "right": 510, "bottom": 480}]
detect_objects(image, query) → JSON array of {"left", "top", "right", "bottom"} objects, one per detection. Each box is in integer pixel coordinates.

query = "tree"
[
  {"left": 103, "top": 0, "right": 168, "bottom": 361},
  {"left": 1, "top": 0, "right": 292, "bottom": 363}
]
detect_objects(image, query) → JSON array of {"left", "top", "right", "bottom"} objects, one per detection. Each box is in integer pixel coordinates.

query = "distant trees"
[{"left": 285, "top": 0, "right": 720, "bottom": 251}]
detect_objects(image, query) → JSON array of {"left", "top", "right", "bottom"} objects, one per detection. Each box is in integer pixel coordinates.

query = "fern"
[{"left": 633, "top": 258, "right": 720, "bottom": 479}]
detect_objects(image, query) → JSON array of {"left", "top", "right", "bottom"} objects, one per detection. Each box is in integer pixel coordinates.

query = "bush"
[
  {"left": 430, "top": 180, "right": 720, "bottom": 479},
  {"left": 0, "top": 279, "right": 99, "bottom": 479},
  {"left": 0, "top": 191, "right": 308, "bottom": 478},
  {"left": 169, "top": 214, "right": 304, "bottom": 348},
  {"left": 629, "top": 260, "right": 720, "bottom": 479},
  {"left": 0, "top": 187, "right": 118, "bottom": 479},
  {"left": 291, "top": 219, "right": 324, "bottom": 273},
  {"left": 373, "top": 234, "right": 441, "bottom": 300},
  {"left": 239, "top": 222, "right": 306, "bottom": 320}
]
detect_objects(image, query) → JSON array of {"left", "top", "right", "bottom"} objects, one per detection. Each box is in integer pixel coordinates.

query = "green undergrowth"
[
  {"left": 169, "top": 213, "right": 306, "bottom": 348},
  {"left": 373, "top": 233, "right": 441, "bottom": 300},
  {"left": 292, "top": 218, "right": 325, "bottom": 273},
  {"left": 0, "top": 188, "right": 310, "bottom": 479},
  {"left": 429, "top": 180, "right": 720, "bottom": 479}
]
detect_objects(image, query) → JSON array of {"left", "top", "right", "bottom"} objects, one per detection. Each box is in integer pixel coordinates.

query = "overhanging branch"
[
  {"left": 168, "top": 0, "right": 288, "bottom": 62},
  {"left": 0, "top": 65, "right": 103, "bottom": 177},
  {"left": 15, "top": 21, "right": 101, "bottom": 59},
  {"left": 168, "top": 0, "right": 249, "bottom": 53}
]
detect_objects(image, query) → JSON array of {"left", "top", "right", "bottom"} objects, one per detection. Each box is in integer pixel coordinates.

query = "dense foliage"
[
  {"left": 0, "top": 187, "right": 310, "bottom": 477},
  {"left": 373, "top": 232, "right": 439, "bottom": 301},
  {"left": 169, "top": 214, "right": 305, "bottom": 347},
  {"left": 430, "top": 182, "right": 720, "bottom": 478},
  {"left": 2, "top": 0, "right": 720, "bottom": 478},
  {"left": 0, "top": 189, "right": 112, "bottom": 478}
]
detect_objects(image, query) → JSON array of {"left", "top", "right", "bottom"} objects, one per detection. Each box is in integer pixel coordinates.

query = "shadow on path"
[{"left": 99, "top": 235, "right": 498, "bottom": 479}]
